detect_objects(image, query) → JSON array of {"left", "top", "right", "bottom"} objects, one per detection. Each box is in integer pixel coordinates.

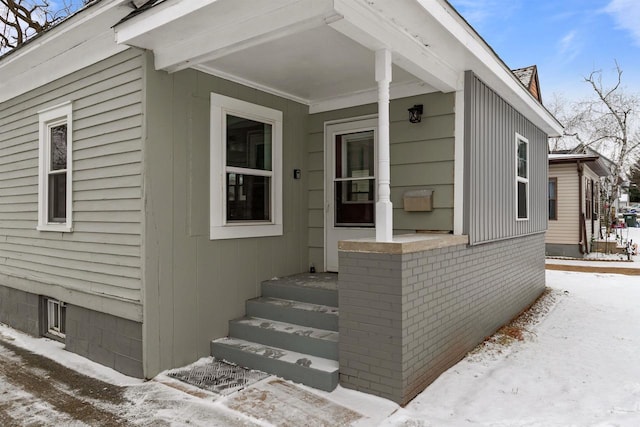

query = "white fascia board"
[
  {"left": 0, "top": 30, "right": 128, "bottom": 103},
  {"left": 152, "top": 0, "right": 340, "bottom": 72},
  {"left": 0, "top": 0, "right": 131, "bottom": 104},
  {"left": 114, "top": 0, "right": 220, "bottom": 45},
  {"left": 416, "top": 0, "right": 563, "bottom": 136},
  {"left": 331, "top": 0, "right": 458, "bottom": 93}
]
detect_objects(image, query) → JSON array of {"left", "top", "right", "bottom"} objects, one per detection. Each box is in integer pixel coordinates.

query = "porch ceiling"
[
  {"left": 114, "top": 0, "right": 562, "bottom": 134},
  {"left": 114, "top": 0, "right": 453, "bottom": 112},
  {"left": 194, "top": 26, "right": 429, "bottom": 109}
]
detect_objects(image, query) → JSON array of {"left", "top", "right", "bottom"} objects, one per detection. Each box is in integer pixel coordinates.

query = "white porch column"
[{"left": 375, "top": 49, "right": 393, "bottom": 242}]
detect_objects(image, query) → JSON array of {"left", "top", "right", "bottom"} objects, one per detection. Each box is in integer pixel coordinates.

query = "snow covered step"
[
  {"left": 229, "top": 317, "right": 338, "bottom": 360},
  {"left": 211, "top": 338, "right": 339, "bottom": 392},
  {"left": 246, "top": 297, "right": 339, "bottom": 332},
  {"left": 261, "top": 274, "right": 338, "bottom": 307}
]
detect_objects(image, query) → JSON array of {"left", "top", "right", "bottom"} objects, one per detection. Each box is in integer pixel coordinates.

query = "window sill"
[
  {"left": 37, "top": 224, "right": 73, "bottom": 233},
  {"left": 210, "top": 223, "right": 283, "bottom": 240}
]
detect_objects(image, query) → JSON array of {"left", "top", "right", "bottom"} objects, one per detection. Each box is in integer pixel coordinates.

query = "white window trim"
[
  {"left": 46, "top": 298, "right": 66, "bottom": 338},
  {"left": 515, "top": 133, "right": 529, "bottom": 221},
  {"left": 210, "top": 94, "right": 283, "bottom": 239},
  {"left": 37, "top": 102, "right": 73, "bottom": 232}
]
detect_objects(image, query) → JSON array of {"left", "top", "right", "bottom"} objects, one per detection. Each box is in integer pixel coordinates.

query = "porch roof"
[
  {"left": 549, "top": 154, "right": 611, "bottom": 177},
  {"left": 114, "top": 0, "right": 562, "bottom": 136}
]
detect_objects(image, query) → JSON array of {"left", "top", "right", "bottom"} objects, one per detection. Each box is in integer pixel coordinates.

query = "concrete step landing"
[
  {"left": 211, "top": 338, "right": 339, "bottom": 392},
  {"left": 211, "top": 273, "right": 340, "bottom": 391}
]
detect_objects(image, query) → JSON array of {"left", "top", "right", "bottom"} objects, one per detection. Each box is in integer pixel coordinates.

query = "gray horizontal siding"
[
  {"left": 464, "top": 71, "right": 548, "bottom": 245},
  {"left": 0, "top": 49, "right": 143, "bottom": 314}
]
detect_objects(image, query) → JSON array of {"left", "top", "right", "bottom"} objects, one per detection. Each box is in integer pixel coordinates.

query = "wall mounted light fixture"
[{"left": 408, "top": 104, "right": 424, "bottom": 123}]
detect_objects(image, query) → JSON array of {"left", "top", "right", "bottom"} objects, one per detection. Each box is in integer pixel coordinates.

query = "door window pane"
[
  {"left": 336, "top": 131, "right": 374, "bottom": 179},
  {"left": 335, "top": 180, "right": 375, "bottom": 226},
  {"left": 335, "top": 130, "right": 375, "bottom": 226}
]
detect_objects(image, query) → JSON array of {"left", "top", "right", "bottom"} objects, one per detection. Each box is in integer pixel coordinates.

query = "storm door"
[{"left": 325, "top": 118, "right": 377, "bottom": 271}]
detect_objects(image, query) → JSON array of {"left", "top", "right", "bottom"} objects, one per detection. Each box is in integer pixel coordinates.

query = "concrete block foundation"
[{"left": 0, "top": 284, "right": 143, "bottom": 378}]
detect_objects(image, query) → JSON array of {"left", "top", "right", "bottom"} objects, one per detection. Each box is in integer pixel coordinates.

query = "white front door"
[{"left": 325, "top": 118, "right": 377, "bottom": 272}]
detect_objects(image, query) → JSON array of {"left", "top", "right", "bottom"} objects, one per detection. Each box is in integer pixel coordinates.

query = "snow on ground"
[
  {"left": 2, "top": 250, "right": 640, "bottom": 425},
  {"left": 382, "top": 269, "right": 640, "bottom": 426}
]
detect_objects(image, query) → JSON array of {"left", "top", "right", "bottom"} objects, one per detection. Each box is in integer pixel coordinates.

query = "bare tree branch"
[
  {"left": 551, "top": 61, "right": 640, "bottom": 230},
  {"left": 0, "top": 0, "right": 88, "bottom": 52}
]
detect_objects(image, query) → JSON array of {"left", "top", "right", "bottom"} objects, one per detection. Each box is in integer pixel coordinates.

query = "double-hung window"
[
  {"left": 37, "top": 102, "right": 73, "bottom": 232},
  {"left": 516, "top": 134, "right": 529, "bottom": 220},
  {"left": 210, "top": 94, "right": 283, "bottom": 239}
]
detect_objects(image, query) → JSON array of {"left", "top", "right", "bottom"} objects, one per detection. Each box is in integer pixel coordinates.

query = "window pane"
[
  {"left": 548, "top": 180, "right": 556, "bottom": 199},
  {"left": 335, "top": 179, "right": 375, "bottom": 226},
  {"left": 50, "top": 125, "right": 67, "bottom": 171},
  {"left": 226, "top": 173, "right": 270, "bottom": 221},
  {"left": 517, "top": 140, "right": 527, "bottom": 178},
  {"left": 48, "top": 173, "right": 66, "bottom": 222},
  {"left": 517, "top": 181, "right": 527, "bottom": 219},
  {"left": 549, "top": 200, "right": 556, "bottom": 220},
  {"left": 226, "top": 115, "right": 272, "bottom": 171},
  {"left": 335, "top": 131, "right": 374, "bottom": 179}
]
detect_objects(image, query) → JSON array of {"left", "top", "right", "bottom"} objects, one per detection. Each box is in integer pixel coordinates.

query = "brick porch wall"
[{"left": 338, "top": 233, "right": 545, "bottom": 405}]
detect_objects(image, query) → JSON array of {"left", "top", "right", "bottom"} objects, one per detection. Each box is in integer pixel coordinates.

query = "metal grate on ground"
[{"left": 167, "top": 359, "right": 269, "bottom": 396}]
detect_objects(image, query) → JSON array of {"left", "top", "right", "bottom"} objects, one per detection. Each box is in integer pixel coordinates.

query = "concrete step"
[
  {"left": 261, "top": 273, "right": 338, "bottom": 307},
  {"left": 229, "top": 317, "right": 338, "bottom": 360},
  {"left": 246, "top": 297, "right": 339, "bottom": 332},
  {"left": 211, "top": 338, "right": 339, "bottom": 392}
]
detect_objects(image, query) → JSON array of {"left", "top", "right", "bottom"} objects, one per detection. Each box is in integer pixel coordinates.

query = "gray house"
[{"left": 0, "top": 0, "right": 561, "bottom": 405}]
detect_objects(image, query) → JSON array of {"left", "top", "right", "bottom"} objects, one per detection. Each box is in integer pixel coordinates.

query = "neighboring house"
[
  {"left": 0, "top": 0, "right": 562, "bottom": 405},
  {"left": 547, "top": 153, "right": 610, "bottom": 257},
  {"left": 513, "top": 65, "right": 542, "bottom": 103}
]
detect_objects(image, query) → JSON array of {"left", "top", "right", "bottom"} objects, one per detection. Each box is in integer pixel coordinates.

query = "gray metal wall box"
[{"left": 403, "top": 189, "right": 433, "bottom": 212}]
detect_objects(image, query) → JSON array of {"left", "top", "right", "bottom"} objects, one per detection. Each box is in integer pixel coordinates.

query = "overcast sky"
[{"left": 448, "top": 0, "right": 640, "bottom": 103}]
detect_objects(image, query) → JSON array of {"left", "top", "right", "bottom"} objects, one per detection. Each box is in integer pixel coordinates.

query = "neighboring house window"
[
  {"left": 585, "top": 178, "right": 592, "bottom": 220},
  {"left": 594, "top": 182, "right": 599, "bottom": 220},
  {"left": 43, "top": 297, "right": 66, "bottom": 340},
  {"left": 549, "top": 178, "right": 557, "bottom": 220},
  {"left": 210, "top": 94, "right": 283, "bottom": 239},
  {"left": 37, "top": 102, "right": 73, "bottom": 232},
  {"left": 516, "top": 134, "right": 529, "bottom": 220}
]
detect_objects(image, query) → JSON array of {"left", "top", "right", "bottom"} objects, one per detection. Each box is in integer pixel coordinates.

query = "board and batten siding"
[
  {"left": 142, "top": 53, "right": 310, "bottom": 377},
  {"left": 464, "top": 71, "right": 549, "bottom": 245},
  {"left": 0, "top": 49, "right": 144, "bottom": 321},
  {"left": 307, "top": 93, "right": 455, "bottom": 269}
]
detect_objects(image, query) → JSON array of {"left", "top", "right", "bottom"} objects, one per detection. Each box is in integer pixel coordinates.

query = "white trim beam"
[
  {"left": 331, "top": 0, "right": 458, "bottom": 93},
  {"left": 453, "top": 80, "right": 465, "bottom": 235},
  {"left": 117, "top": 0, "right": 341, "bottom": 73}
]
